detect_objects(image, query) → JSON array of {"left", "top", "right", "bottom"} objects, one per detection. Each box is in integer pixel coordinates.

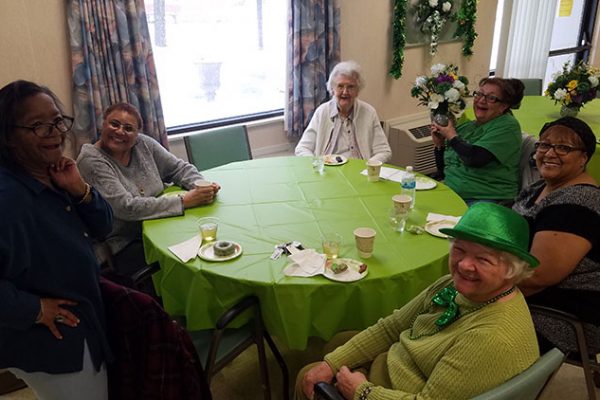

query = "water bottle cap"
[{"left": 406, "top": 166, "right": 413, "bottom": 172}]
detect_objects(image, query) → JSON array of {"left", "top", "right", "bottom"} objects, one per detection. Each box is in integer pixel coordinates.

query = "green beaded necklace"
[{"left": 409, "top": 285, "right": 516, "bottom": 340}]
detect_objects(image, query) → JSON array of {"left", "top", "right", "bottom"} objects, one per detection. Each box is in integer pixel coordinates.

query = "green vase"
[{"left": 560, "top": 105, "right": 579, "bottom": 118}]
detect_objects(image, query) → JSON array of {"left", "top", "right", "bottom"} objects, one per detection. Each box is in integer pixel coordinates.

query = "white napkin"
[
  {"left": 426, "top": 212, "right": 461, "bottom": 223},
  {"left": 168, "top": 235, "right": 202, "bottom": 263},
  {"left": 360, "top": 167, "right": 406, "bottom": 183},
  {"left": 283, "top": 249, "right": 327, "bottom": 277}
]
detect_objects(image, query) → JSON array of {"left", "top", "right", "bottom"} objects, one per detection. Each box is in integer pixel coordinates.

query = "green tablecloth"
[
  {"left": 143, "top": 157, "right": 467, "bottom": 349},
  {"left": 466, "top": 96, "right": 600, "bottom": 181}
]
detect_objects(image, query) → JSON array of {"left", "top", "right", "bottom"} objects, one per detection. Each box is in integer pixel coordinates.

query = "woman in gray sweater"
[{"left": 77, "top": 103, "right": 220, "bottom": 277}]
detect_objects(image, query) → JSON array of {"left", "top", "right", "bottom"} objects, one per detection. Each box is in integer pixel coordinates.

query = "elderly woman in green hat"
[{"left": 296, "top": 203, "right": 540, "bottom": 400}]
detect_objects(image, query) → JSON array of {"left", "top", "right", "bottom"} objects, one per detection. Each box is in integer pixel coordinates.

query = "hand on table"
[
  {"left": 49, "top": 157, "right": 88, "bottom": 198},
  {"left": 183, "top": 182, "right": 220, "bottom": 208},
  {"left": 302, "top": 361, "right": 335, "bottom": 399},
  {"left": 335, "top": 366, "right": 367, "bottom": 400},
  {"left": 37, "top": 298, "right": 80, "bottom": 339}
]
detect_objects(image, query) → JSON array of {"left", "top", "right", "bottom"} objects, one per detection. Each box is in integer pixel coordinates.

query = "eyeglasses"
[
  {"left": 13, "top": 116, "right": 74, "bottom": 138},
  {"left": 473, "top": 91, "right": 503, "bottom": 104},
  {"left": 534, "top": 141, "right": 585, "bottom": 156},
  {"left": 335, "top": 84, "right": 358, "bottom": 93},
  {"left": 108, "top": 119, "right": 137, "bottom": 134}
]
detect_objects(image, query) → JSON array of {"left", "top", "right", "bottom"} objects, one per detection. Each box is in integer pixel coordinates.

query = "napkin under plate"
[{"left": 283, "top": 249, "right": 326, "bottom": 277}]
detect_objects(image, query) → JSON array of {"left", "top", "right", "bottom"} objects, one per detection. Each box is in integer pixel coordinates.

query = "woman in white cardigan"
[{"left": 295, "top": 61, "right": 392, "bottom": 163}]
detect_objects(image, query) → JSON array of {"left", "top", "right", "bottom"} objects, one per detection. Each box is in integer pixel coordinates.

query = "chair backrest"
[
  {"left": 521, "top": 79, "right": 543, "bottom": 96},
  {"left": 184, "top": 125, "right": 252, "bottom": 172},
  {"left": 520, "top": 133, "right": 540, "bottom": 190},
  {"left": 471, "top": 348, "right": 565, "bottom": 400}
]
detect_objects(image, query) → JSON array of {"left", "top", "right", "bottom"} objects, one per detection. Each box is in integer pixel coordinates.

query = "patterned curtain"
[
  {"left": 286, "top": 0, "right": 340, "bottom": 138},
  {"left": 66, "top": 0, "right": 168, "bottom": 151}
]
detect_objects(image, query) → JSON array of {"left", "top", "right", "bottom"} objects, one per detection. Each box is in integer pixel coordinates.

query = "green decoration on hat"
[{"left": 439, "top": 202, "right": 539, "bottom": 267}]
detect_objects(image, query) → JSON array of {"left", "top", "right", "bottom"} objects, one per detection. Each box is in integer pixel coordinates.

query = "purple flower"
[{"left": 435, "top": 74, "right": 454, "bottom": 84}]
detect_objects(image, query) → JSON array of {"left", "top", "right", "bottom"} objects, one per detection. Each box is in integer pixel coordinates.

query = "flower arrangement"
[
  {"left": 545, "top": 61, "right": 600, "bottom": 115},
  {"left": 411, "top": 63, "right": 470, "bottom": 122},
  {"left": 415, "top": 0, "right": 454, "bottom": 56},
  {"left": 390, "top": 0, "right": 478, "bottom": 79}
]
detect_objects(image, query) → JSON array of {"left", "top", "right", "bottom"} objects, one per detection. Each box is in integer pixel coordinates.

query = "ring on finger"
[{"left": 55, "top": 314, "right": 65, "bottom": 323}]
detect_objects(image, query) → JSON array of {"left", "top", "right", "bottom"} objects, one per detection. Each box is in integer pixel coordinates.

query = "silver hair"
[{"left": 326, "top": 60, "right": 365, "bottom": 96}]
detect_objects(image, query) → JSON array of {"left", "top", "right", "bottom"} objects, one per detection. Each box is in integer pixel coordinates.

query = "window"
[{"left": 145, "top": 0, "right": 287, "bottom": 131}]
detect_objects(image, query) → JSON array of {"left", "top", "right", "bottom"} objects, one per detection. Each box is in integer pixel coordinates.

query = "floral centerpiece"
[
  {"left": 545, "top": 61, "right": 600, "bottom": 117},
  {"left": 411, "top": 63, "right": 469, "bottom": 126}
]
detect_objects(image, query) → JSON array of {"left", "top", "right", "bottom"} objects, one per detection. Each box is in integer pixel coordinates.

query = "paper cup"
[
  {"left": 353, "top": 227, "right": 376, "bottom": 258},
  {"left": 366, "top": 160, "right": 382, "bottom": 182},
  {"left": 194, "top": 179, "right": 212, "bottom": 188},
  {"left": 392, "top": 194, "right": 412, "bottom": 214}
]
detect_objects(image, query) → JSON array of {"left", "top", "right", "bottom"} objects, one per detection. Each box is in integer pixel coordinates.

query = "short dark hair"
[
  {"left": 478, "top": 77, "right": 525, "bottom": 110},
  {"left": 0, "top": 80, "right": 64, "bottom": 168},
  {"left": 103, "top": 102, "right": 143, "bottom": 130}
]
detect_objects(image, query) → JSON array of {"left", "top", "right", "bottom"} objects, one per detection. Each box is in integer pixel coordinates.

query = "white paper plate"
[
  {"left": 323, "top": 154, "right": 348, "bottom": 166},
  {"left": 425, "top": 220, "right": 457, "bottom": 239},
  {"left": 416, "top": 177, "right": 437, "bottom": 190},
  {"left": 322, "top": 258, "right": 368, "bottom": 282},
  {"left": 161, "top": 190, "right": 187, "bottom": 197},
  {"left": 198, "top": 241, "right": 243, "bottom": 262}
]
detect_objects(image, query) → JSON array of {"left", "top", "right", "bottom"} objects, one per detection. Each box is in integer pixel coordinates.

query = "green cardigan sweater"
[{"left": 324, "top": 275, "right": 539, "bottom": 400}]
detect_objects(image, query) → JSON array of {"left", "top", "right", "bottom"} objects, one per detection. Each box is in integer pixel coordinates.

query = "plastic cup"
[
  {"left": 321, "top": 233, "right": 342, "bottom": 259},
  {"left": 312, "top": 156, "right": 325, "bottom": 174},
  {"left": 198, "top": 217, "right": 219, "bottom": 242},
  {"left": 353, "top": 227, "right": 376, "bottom": 258},
  {"left": 389, "top": 207, "right": 409, "bottom": 233},
  {"left": 392, "top": 194, "right": 412, "bottom": 214},
  {"left": 366, "top": 160, "right": 382, "bottom": 182}
]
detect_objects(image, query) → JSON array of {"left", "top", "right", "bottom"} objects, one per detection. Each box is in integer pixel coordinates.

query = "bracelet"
[
  {"left": 76, "top": 183, "right": 92, "bottom": 205},
  {"left": 357, "top": 383, "right": 374, "bottom": 400}
]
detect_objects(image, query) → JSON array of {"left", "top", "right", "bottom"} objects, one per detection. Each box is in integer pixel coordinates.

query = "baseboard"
[{"left": 252, "top": 143, "right": 294, "bottom": 158}]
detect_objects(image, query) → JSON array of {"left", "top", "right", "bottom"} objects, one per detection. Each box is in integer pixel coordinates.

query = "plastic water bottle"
[{"left": 401, "top": 166, "right": 416, "bottom": 209}]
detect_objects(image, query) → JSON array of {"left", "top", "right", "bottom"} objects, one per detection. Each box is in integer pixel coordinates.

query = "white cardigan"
[{"left": 294, "top": 99, "right": 392, "bottom": 163}]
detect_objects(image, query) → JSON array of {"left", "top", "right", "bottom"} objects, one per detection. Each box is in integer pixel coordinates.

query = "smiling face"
[
  {"left": 473, "top": 83, "right": 511, "bottom": 125},
  {"left": 332, "top": 74, "right": 359, "bottom": 116},
  {"left": 98, "top": 109, "right": 139, "bottom": 158},
  {"left": 449, "top": 239, "right": 514, "bottom": 303},
  {"left": 536, "top": 125, "right": 588, "bottom": 185},
  {"left": 7, "top": 93, "right": 65, "bottom": 174}
]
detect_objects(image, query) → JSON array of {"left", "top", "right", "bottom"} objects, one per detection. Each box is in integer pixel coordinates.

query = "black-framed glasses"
[
  {"left": 108, "top": 119, "right": 137, "bottom": 134},
  {"left": 534, "top": 141, "right": 585, "bottom": 156},
  {"left": 13, "top": 116, "right": 74, "bottom": 138},
  {"left": 473, "top": 90, "right": 503, "bottom": 104}
]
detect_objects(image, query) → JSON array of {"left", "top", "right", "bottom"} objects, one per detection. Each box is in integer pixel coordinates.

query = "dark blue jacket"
[{"left": 0, "top": 166, "right": 113, "bottom": 373}]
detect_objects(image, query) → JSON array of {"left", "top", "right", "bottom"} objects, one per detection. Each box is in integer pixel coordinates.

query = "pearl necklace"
[{"left": 408, "top": 285, "right": 516, "bottom": 340}]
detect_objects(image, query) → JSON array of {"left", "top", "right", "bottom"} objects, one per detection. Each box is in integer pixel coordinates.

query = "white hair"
[{"left": 326, "top": 60, "right": 365, "bottom": 96}]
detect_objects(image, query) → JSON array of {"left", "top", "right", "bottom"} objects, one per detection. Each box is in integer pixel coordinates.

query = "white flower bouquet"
[
  {"left": 411, "top": 63, "right": 470, "bottom": 124},
  {"left": 415, "top": 0, "right": 455, "bottom": 55},
  {"left": 545, "top": 61, "right": 600, "bottom": 115}
]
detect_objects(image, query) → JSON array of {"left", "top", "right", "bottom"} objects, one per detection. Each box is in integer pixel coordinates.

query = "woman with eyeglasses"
[
  {"left": 77, "top": 102, "right": 220, "bottom": 284},
  {"left": 431, "top": 77, "right": 525, "bottom": 205},
  {"left": 295, "top": 60, "right": 392, "bottom": 163},
  {"left": 512, "top": 117, "right": 600, "bottom": 355},
  {"left": 0, "top": 80, "right": 112, "bottom": 398}
]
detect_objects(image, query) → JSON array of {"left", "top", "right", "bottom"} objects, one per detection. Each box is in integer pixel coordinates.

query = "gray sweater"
[{"left": 77, "top": 134, "right": 203, "bottom": 254}]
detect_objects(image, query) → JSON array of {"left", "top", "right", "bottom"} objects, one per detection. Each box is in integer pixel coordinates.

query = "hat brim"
[{"left": 439, "top": 227, "right": 540, "bottom": 268}]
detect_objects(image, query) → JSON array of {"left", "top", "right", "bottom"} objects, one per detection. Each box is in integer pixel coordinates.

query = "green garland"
[
  {"left": 389, "top": 0, "right": 407, "bottom": 79},
  {"left": 454, "top": 0, "right": 478, "bottom": 57},
  {"left": 390, "top": 0, "right": 478, "bottom": 79}
]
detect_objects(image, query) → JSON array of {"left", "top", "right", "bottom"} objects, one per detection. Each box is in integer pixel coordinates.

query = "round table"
[{"left": 143, "top": 156, "right": 467, "bottom": 349}]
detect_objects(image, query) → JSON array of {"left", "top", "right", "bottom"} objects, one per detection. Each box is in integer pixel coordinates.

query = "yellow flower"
[
  {"left": 564, "top": 93, "right": 572, "bottom": 104},
  {"left": 566, "top": 80, "right": 578, "bottom": 91}
]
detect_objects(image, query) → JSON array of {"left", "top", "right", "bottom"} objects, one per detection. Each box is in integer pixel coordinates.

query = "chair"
[
  {"left": 529, "top": 304, "right": 600, "bottom": 400},
  {"left": 188, "top": 296, "right": 289, "bottom": 400},
  {"left": 314, "top": 348, "right": 564, "bottom": 400},
  {"left": 184, "top": 125, "right": 252, "bottom": 171},
  {"left": 521, "top": 79, "right": 544, "bottom": 96},
  {"left": 520, "top": 133, "right": 540, "bottom": 190}
]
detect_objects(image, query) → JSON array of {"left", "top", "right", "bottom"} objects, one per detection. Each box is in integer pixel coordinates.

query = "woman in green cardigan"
[{"left": 296, "top": 203, "right": 540, "bottom": 400}]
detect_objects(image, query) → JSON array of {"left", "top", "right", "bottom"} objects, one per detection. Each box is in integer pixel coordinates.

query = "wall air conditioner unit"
[{"left": 386, "top": 112, "right": 436, "bottom": 175}]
